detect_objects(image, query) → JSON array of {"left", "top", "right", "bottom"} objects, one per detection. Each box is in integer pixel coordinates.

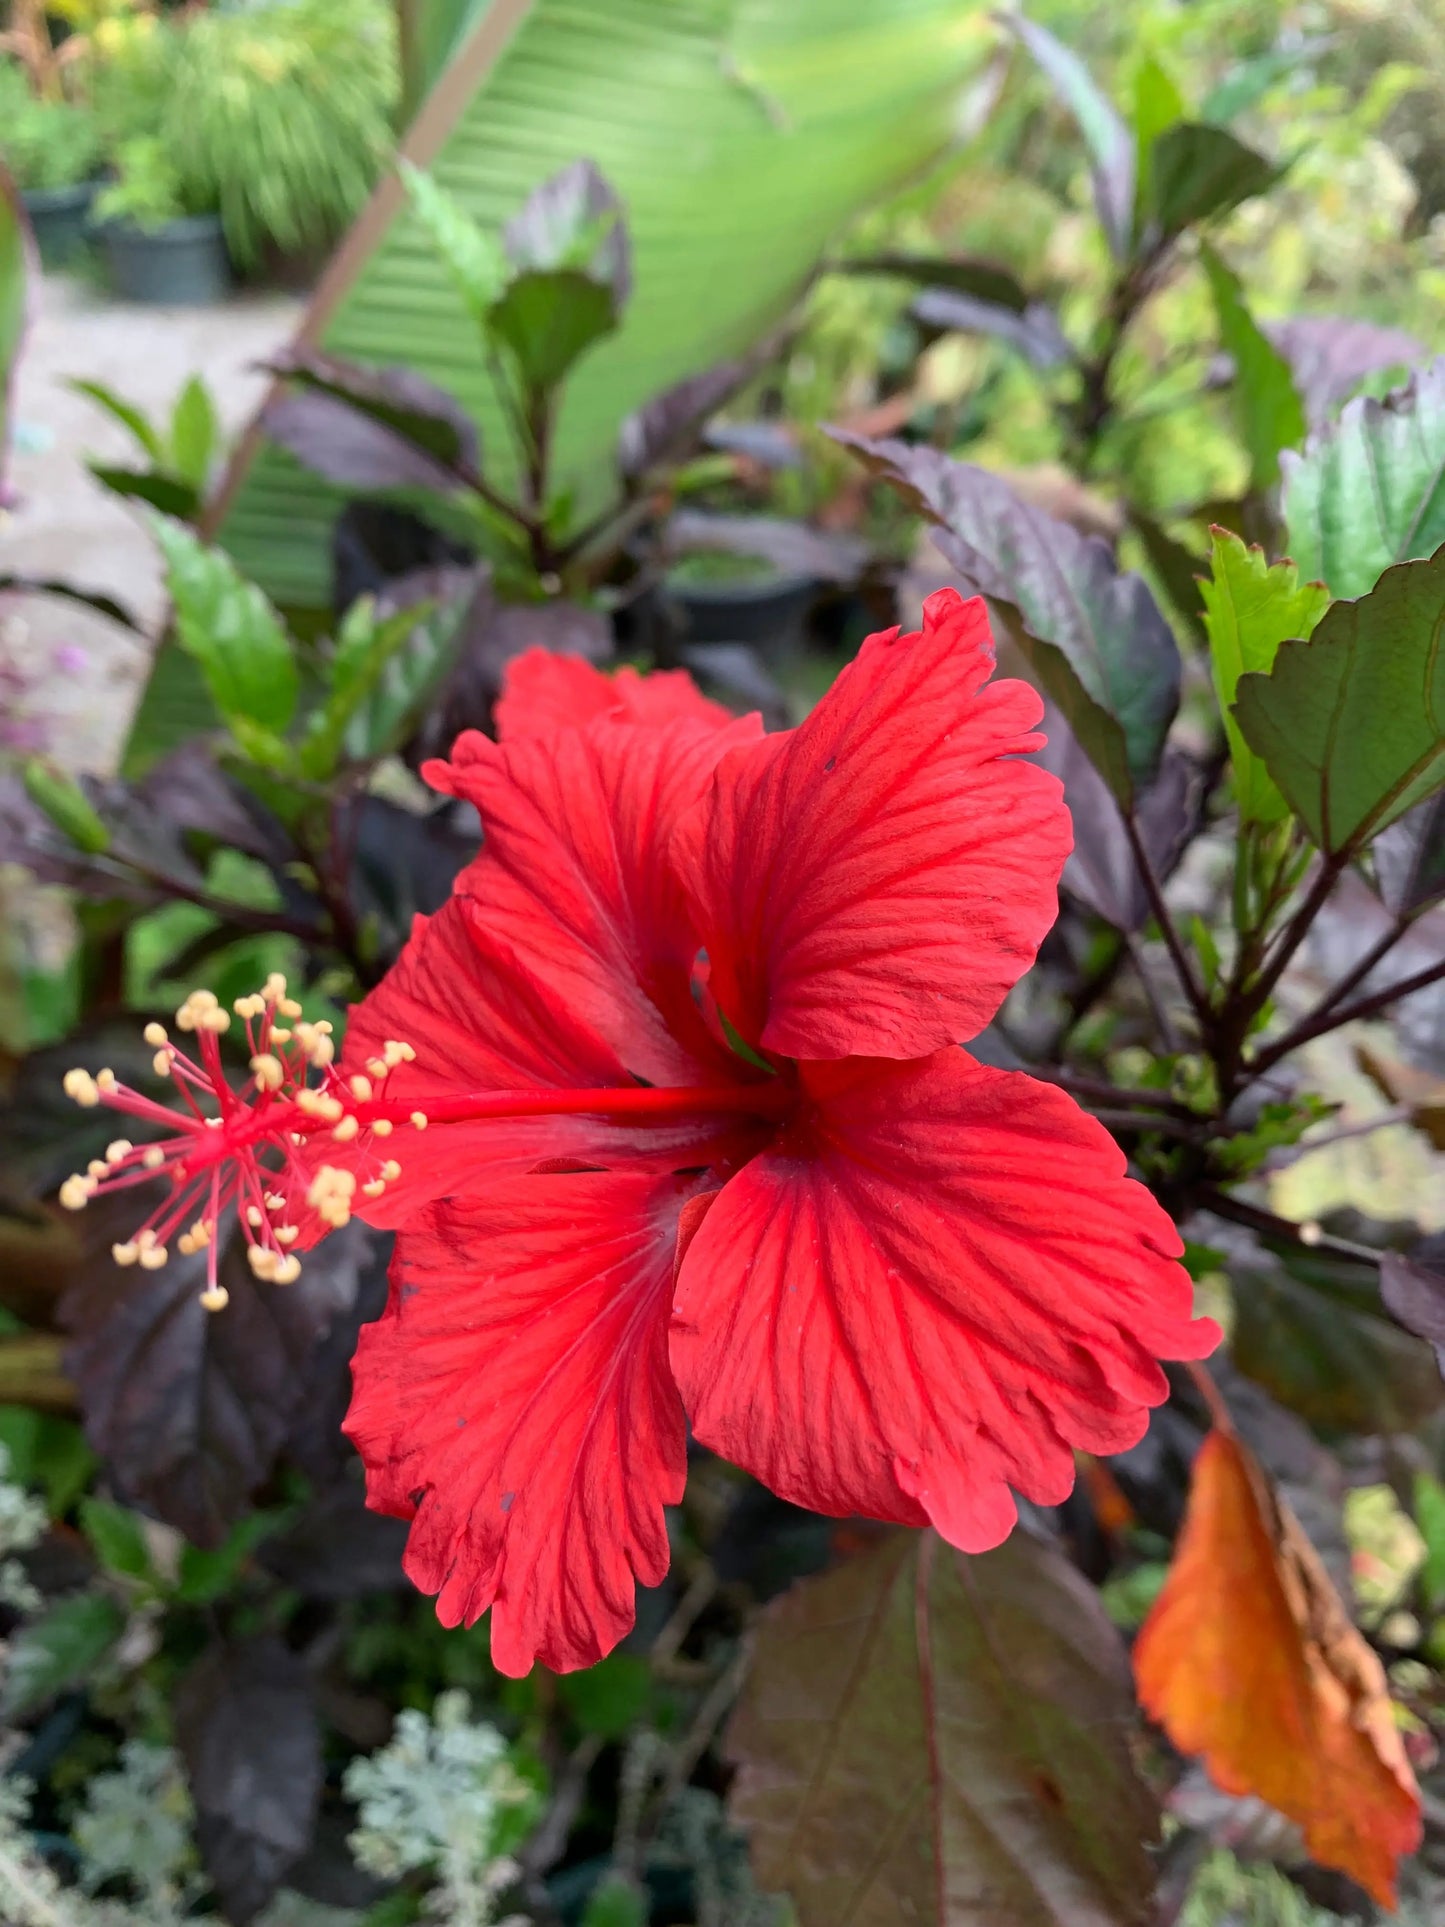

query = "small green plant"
[
  {"left": 92, "top": 136, "right": 197, "bottom": 234},
  {"left": 0, "top": 64, "right": 101, "bottom": 193}
]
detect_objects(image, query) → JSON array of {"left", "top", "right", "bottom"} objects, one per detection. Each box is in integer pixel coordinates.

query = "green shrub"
[{"left": 0, "top": 61, "right": 102, "bottom": 194}]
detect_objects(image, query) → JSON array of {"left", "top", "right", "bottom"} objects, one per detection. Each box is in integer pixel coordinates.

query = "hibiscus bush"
[{"left": 1, "top": 11, "right": 1445, "bottom": 1927}]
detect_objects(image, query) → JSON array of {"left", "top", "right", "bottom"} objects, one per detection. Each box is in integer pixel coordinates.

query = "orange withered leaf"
[{"left": 1134, "top": 1428, "right": 1421, "bottom": 1907}]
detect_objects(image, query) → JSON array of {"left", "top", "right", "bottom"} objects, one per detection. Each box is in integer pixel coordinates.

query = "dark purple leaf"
[
  {"left": 331, "top": 501, "right": 475, "bottom": 610},
  {"left": 283, "top": 1231, "right": 390, "bottom": 1486},
  {"left": 135, "top": 741, "right": 291, "bottom": 868},
  {"left": 1128, "top": 508, "right": 1206, "bottom": 639},
  {"left": 346, "top": 795, "right": 478, "bottom": 958},
  {"left": 87, "top": 464, "right": 200, "bottom": 521},
  {"left": 1145, "top": 122, "right": 1276, "bottom": 238},
  {"left": 1266, "top": 316, "right": 1427, "bottom": 425},
  {"left": 262, "top": 390, "right": 464, "bottom": 496},
  {"left": 175, "top": 1636, "right": 322, "bottom": 1925},
  {"left": 727, "top": 1527, "right": 1158, "bottom": 1925},
  {"left": 261, "top": 1475, "right": 408, "bottom": 1599},
  {"left": 1004, "top": 14, "right": 1136, "bottom": 259},
  {"left": 843, "top": 251, "right": 1029, "bottom": 312},
  {"left": 411, "top": 586, "right": 613, "bottom": 760},
  {"left": 0, "top": 768, "right": 205, "bottom": 904},
  {"left": 1374, "top": 792, "right": 1445, "bottom": 915},
  {"left": 1380, "top": 1238, "right": 1445, "bottom": 1378},
  {"left": 702, "top": 419, "right": 804, "bottom": 470},
  {"left": 834, "top": 433, "right": 1180, "bottom": 803},
  {"left": 680, "top": 643, "right": 791, "bottom": 730},
  {"left": 912, "top": 288, "right": 1072, "bottom": 369},
  {"left": 1039, "top": 706, "right": 1199, "bottom": 929},
  {"left": 666, "top": 509, "right": 867, "bottom": 585},
  {"left": 503, "top": 158, "right": 631, "bottom": 312},
  {"left": 267, "top": 347, "right": 479, "bottom": 474},
  {"left": 63, "top": 1216, "right": 366, "bottom": 1546},
  {"left": 617, "top": 360, "right": 752, "bottom": 477}
]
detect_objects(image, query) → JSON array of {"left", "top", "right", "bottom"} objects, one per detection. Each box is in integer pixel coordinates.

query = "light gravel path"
[{"left": 5, "top": 269, "right": 300, "bottom": 773}]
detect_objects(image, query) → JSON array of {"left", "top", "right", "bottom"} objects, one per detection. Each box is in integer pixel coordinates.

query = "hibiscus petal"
[
  {"left": 341, "top": 897, "right": 715, "bottom": 1224},
  {"left": 670, "top": 1051, "right": 1219, "bottom": 1552},
  {"left": 346, "top": 1171, "right": 697, "bottom": 1675},
  {"left": 426, "top": 713, "right": 764, "bottom": 1086},
  {"left": 673, "top": 587, "right": 1071, "bottom": 1059},
  {"left": 496, "top": 649, "right": 738, "bottom": 740}
]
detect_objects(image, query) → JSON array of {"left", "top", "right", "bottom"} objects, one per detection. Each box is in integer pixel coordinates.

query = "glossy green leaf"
[
  {"left": 1201, "top": 527, "right": 1330, "bottom": 825},
  {"left": 70, "top": 378, "right": 165, "bottom": 466},
  {"left": 556, "top": 1652, "right": 652, "bottom": 1739},
  {"left": 79, "top": 1498, "right": 155, "bottom": 1585},
  {"left": 1233, "top": 545, "right": 1445, "bottom": 853},
  {"left": 22, "top": 761, "right": 110, "bottom": 854},
  {"left": 88, "top": 464, "right": 199, "bottom": 521},
  {"left": 176, "top": 1510, "right": 287, "bottom": 1604},
  {"left": 2, "top": 1592, "right": 127, "bottom": 1716},
  {"left": 727, "top": 1529, "right": 1158, "bottom": 1925},
  {"left": 1202, "top": 244, "right": 1305, "bottom": 493},
  {"left": 170, "top": 375, "right": 219, "bottom": 495},
  {"left": 148, "top": 516, "right": 300, "bottom": 737},
  {"left": 399, "top": 158, "right": 508, "bottom": 326},
  {"left": 209, "top": 0, "right": 994, "bottom": 616},
  {"left": 1146, "top": 123, "right": 1275, "bottom": 238},
  {"left": 1282, "top": 355, "right": 1445, "bottom": 599},
  {"left": 488, "top": 266, "right": 619, "bottom": 394},
  {"left": 837, "top": 432, "right": 1179, "bottom": 804},
  {"left": 299, "top": 594, "right": 438, "bottom": 778}
]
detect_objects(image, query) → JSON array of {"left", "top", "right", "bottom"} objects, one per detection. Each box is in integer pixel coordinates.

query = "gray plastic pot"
[
  {"left": 667, "top": 570, "right": 818, "bottom": 663},
  {"left": 22, "top": 180, "right": 97, "bottom": 268},
  {"left": 98, "top": 213, "right": 229, "bottom": 305}
]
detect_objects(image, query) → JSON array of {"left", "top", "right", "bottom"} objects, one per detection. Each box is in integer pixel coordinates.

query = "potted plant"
[
  {"left": 92, "top": 135, "right": 227, "bottom": 305},
  {"left": 0, "top": 63, "right": 102, "bottom": 265}
]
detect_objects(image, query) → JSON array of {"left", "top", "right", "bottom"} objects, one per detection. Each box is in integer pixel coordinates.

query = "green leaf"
[
  {"left": 1146, "top": 123, "right": 1275, "bottom": 238},
  {"left": 169, "top": 375, "right": 218, "bottom": 496},
  {"left": 22, "top": 761, "right": 110, "bottom": 854},
  {"left": 0, "top": 170, "right": 29, "bottom": 494},
  {"left": 1202, "top": 244, "right": 1305, "bottom": 493},
  {"left": 176, "top": 1509, "right": 286, "bottom": 1604},
  {"left": 148, "top": 516, "right": 300, "bottom": 737},
  {"left": 727, "top": 1529, "right": 1158, "bottom": 1925},
  {"left": 299, "top": 594, "right": 437, "bottom": 779},
  {"left": 2, "top": 1592, "right": 127, "bottom": 1715},
  {"left": 400, "top": 158, "right": 508, "bottom": 326},
  {"left": 1282, "top": 355, "right": 1445, "bottom": 600},
  {"left": 1416, "top": 1472, "right": 1445, "bottom": 1612},
  {"left": 1005, "top": 14, "right": 1135, "bottom": 258},
  {"left": 79, "top": 1498, "right": 155, "bottom": 1585},
  {"left": 70, "top": 377, "right": 165, "bottom": 466},
  {"left": 87, "top": 463, "right": 199, "bottom": 521},
  {"left": 1201, "top": 527, "right": 1330, "bottom": 825},
  {"left": 488, "top": 266, "right": 619, "bottom": 395},
  {"left": 836, "top": 432, "right": 1180, "bottom": 804},
  {"left": 1233, "top": 545, "right": 1445, "bottom": 853},
  {"left": 581, "top": 1878, "right": 648, "bottom": 1927},
  {"left": 207, "top": 0, "right": 995, "bottom": 615},
  {"left": 1130, "top": 54, "right": 1185, "bottom": 226},
  {"left": 341, "top": 583, "right": 471, "bottom": 763},
  {"left": 557, "top": 1653, "right": 652, "bottom": 1739}
]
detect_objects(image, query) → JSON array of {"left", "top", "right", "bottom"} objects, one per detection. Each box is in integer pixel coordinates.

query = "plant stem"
[
  {"left": 1121, "top": 809, "right": 1210, "bottom": 1033},
  {"left": 1198, "top": 1185, "right": 1384, "bottom": 1264},
  {"left": 1183, "top": 1358, "right": 1235, "bottom": 1434},
  {"left": 1246, "top": 949, "right": 1445, "bottom": 1080}
]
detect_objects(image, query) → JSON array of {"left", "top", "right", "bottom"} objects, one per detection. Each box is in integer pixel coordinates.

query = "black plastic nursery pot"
[
  {"left": 97, "top": 212, "right": 229, "bottom": 305},
  {"left": 667, "top": 568, "right": 818, "bottom": 663},
  {"left": 22, "top": 180, "right": 97, "bottom": 268}
]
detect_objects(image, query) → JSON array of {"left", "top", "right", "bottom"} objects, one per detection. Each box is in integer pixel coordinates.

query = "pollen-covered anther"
[
  {"left": 234, "top": 994, "right": 266, "bottom": 1020},
  {"left": 263, "top": 972, "right": 288, "bottom": 1004},
  {"left": 250, "top": 1053, "right": 285, "bottom": 1093},
  {"left": 294, "top": 1022, "right": 335, "bottom": 1069},
  {"left": 176, "top": 989, "right": 229, "bottom": 1035},
  {"left": 177, "top": 1219, "right": 213, "bottom": 1255},
  {"left": 278, "top": 998, "right": 303, "bottom": 1021},
  {"left": 59, "top": 1174, "right": 94, "bottom": 1210},
  {"left": 153, "top": 1050, "right": 173, "bottom": 1078},
  {"left": 135, "top": 1228, "right": 167, "bottom": 1270},
  {"left": 105, "top": 1139, "right": 133, "bottom": 1164},
  {"left": 307, "top": 1164, "right": 357, "bottom": 1230},
  {"left": 380, "top": 1160, "right": 401, "bottom": 1184},
  {"left": 274, "top": 1225, "right": 300, "bottom": 1246},
  {"left": 264, "top": 1192, "right": 285, "bottom": 1212},
  {"left": 349, "top": 1075, "right": 373, "bottom": 1102},
  {"left": 63, "top": 1069, "right": 100, "bottom": 1108},
  {"left": 333, "top": 1115, "right": 360, "bottom": 1143},
  {"left": 87, "top": 1159, "right": 109, "bottom": 1180},
  {"left": 96, "top": 1069, "right": 118, "bottom": 1094},
  {"left": 273, "top": 1255, "right": 301, "bottom": 1285},
  {"left": 372, "top": 1118, "right": 394, "bottom": 1138},
  {"left": 142, "top": 1021, "right": 168, "bottom": 1047},
  {"left": 246, "top": 1205, "right": 263, "bottom": 1228},
  {"left": 200, "top": 1285, "right": 230, "bottom": 1312},
  {"left": 111, "top": 1242, "right": 139, "bottom": 1266},
  {"left": 296, "top": 1088, "right": 344, "bottom": 1122},
  {"left": 366, "top": 1057, "right": 389, "bottom": 1081},
  {"left": 362, "top": 1178, "right": 386, "bottom": 1199},
  {"left": 142, "top": 1146, "right": 166, "bottom": 1169},
  {"left": 382, "top": 1039, "right": 415, "bottom": 1068},
  {"left": 410, "top": 1111, "right": 428, "bottom": 1130}
]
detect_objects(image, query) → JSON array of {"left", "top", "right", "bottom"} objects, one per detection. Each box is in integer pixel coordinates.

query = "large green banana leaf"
[
  {"left": 396, "top": 0, "right": 490, "bottom": 120},
  {"left": 131, "top": 0, "right": 991, "bottom": 766}
]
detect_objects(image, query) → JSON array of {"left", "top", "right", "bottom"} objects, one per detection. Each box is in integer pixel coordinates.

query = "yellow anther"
[
  {"left": 382, "top": 1039, "right": 412, "bottom": 1068},
  {"left": 96, "top": 1069, "right": 118, "bottom": 1094},
  {"left": 143, "top": 1021, "right": 168, "bottom": 1046},
  {"left": 372, "top": 1118, "right": 393, "bottom": 1138},
  {"left": 139, "top": 1244, "right": 168, "bottom": 1270},
  {"left": 332, "top": 1115, "right": 360, "bottom": 1143},
  {"left": 278, "top": 998, "right": 303, "bottom": 1020},
  {"left": 63, "top": 1069, "right": 100, "bottom": 1107},
  {"left": 315, "top": 1021, "right": 334, "bottom": 1035},
  {"left": 153, "top": 1050, "right": 173, "bottom": 1078},
  {"left": 190, "top": 1220, "right": 211, "bottom": 1247},
  {"left": 233, "top": 994, "right": 264, "bottom": 1020},
  {"left": 362, "top": 1179, "right": 386, "bottom": 1199},
  {"left": 380, "top": 1160, "right": 401, "bottom": 1184},
  {"left": 200, "top": 1285, "right": 230, "bottom": 1312},
  {"left": 272, "top": 1255, "right": 301, "bottom": 1285},
  {"left": 265, "top": 1192, "right": 285, "bottom": 1212},
  {"left": 106, "top": 1139, "right": 133, "bottom": 1164},
  {"left": 366, "top": 1057, "right": 389, "bottom": 1081},
  {"left": 274, "top": 1225, "right": 299, "bottom": 1246},
  {"left": 349, "top": 1074, "right": 373, "bottom": 1102},
  {"left": 410, "top": 1111, "right": 428, "bottom": 1130},
  {"left": 136, "top": 1229, "right": 158, "bottom": 1250},
  {"left": 250, "top": 1053, "right": 285, "bottom": 1093},
  {"left": 248, "top": 1246, "right": 277, "bottom": 1280},
  {"left": 306, "top": 1165, "right": 357, "bottom": 1229},
  {"left": 143, "top": 1146, "right": 166, "bottom": 1169},
  {"left": 59, "top": 1176, "right": 92, "bottom": 1210},
  {"left": 246, "top": 1205, "right": 263, "bottom": 1228},
  {"left": 270, "top": 1028, "right": 292, "bottom": 1043},
  {"left": 111, "top": 1242, "right": 139, "bottom": 1267},
  {"left": 264, "top": 973, "right": 288, "bottom": 1002},
  {"left": 311, "top": 1036, "right": 335, "bottom": 1068},
  {"left": 87, "top": 1160, "right": 109, "bottom": 1180}
]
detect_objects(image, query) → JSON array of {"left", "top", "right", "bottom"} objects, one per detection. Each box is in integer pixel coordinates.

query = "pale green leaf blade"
[
  {"left": 1202, "top": 243, "right": 1305, "bottom": 493},
  {"left": 1233, "top": 545, "right": 1445, "bottom": 852},
  {"left": 1282, "top": 355, "right": 1445, "bottom": 600},
  {"left": 169, "top": 375, "right": 219, "bottom": 496},
  {"left": 1201, "top": 527, "right": 1330, "bottom": 824},
  {"left": 148, "top": 516, "right": 300, "bottom": 736}
]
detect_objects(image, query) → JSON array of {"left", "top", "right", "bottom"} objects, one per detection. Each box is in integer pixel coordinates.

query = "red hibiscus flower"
[
  {"left": 335, "top": 588, "right": 1219, "bottom": 1674},
  {"left": 59, "top": 588, "right": 1218, "bottom": 1676}
]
